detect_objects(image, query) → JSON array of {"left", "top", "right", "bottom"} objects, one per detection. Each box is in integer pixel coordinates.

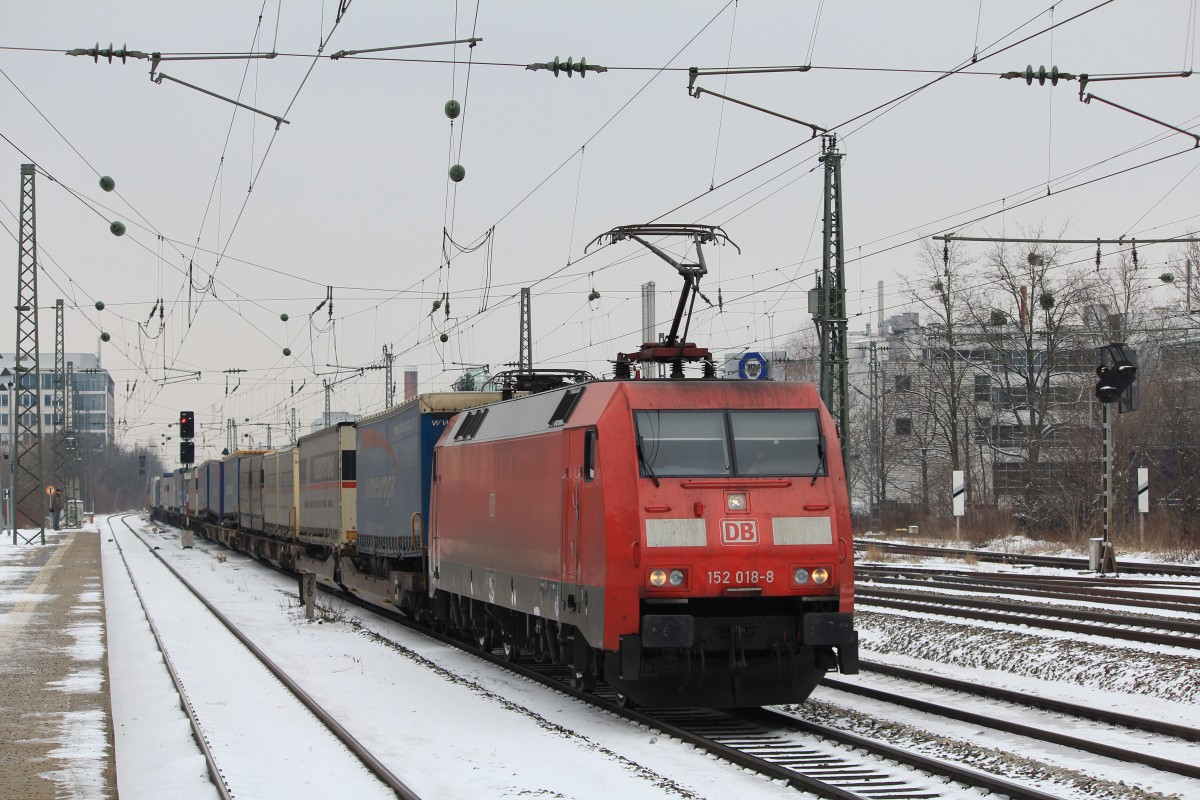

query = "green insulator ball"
[
  {"left": 439, "top": 333, "right": 449, "bottom": 343},
  {"left": 432, "top": 299, "right": 442, "bottom": 312},
  {"left": 588, "top": 290, "right": 600, "bottom": 301},
  {"left": 110, "top": 220, "right": 126, "bottom": 236},
  {"left": 95, "top": 301, "right": 105, "bottom": 311},
  {"left": 444, "top": 99, "right": 461, "bottom": 119},
  {"left": 100, "top": 332, "right": 111, "bottom": 342},
  {"left": 449, "top": 164, "right": 466, "bottom": 183},
  {"left": 1160, "top": 272, "right": 1175, "bottom": 284},
  {"left": 280, "top": 313, "right": 289, "bottom": 322},
  {"left": 99, "top": 176, "right": 115, "bottom": 192},
  {"left": 283, "top": 347, "right": 292, "bottom": 357}
]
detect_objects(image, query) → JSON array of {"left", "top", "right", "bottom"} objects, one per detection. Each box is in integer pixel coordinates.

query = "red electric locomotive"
[
  {"left": 428, "top": 224, "right": 857, "bottom": 707},
  {"left": 430, "top": 378, "right": 857, "bottom": 707}
]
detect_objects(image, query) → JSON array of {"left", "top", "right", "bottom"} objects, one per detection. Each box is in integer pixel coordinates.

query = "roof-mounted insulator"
[{"left": 526, "top": 57, "right": 607, "bottom": 78}]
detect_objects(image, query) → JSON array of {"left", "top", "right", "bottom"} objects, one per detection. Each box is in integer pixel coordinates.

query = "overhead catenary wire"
[{"left": 4, "top": 1, "right": 1195, "bottom": 443}]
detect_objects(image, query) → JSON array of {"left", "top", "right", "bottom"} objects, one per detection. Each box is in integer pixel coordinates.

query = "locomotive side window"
[
  {"left": 634, "top": 411, "right": 731, "bottom": 477},
  {"left": 729, "top": 410, "right": 824, "bottom": 476},
  {"left": 583, "top": 428, "right": 597, "bottom": 481}
]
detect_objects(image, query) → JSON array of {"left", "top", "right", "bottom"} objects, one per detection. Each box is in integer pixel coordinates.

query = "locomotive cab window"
[
  {"left": 729, "top": 410, "right": 824, "bottom": 476},
  {"left": 634, "top": 411, "right": 731, "bottom": 477},
  {"left": 634, "top": 409, "right": 825, "bottom": 478}
]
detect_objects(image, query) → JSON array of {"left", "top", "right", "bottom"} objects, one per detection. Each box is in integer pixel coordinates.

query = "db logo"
[{"left": 720, "top": 519, "right": 759, "bottom": 545}]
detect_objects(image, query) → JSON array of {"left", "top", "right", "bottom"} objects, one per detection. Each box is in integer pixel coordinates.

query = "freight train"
[
  {"left": 151, "top": 225, "right": 858, "bottom": 707},
  {"left": 151, "top": 376, "right": 858, "bottom": 707}
]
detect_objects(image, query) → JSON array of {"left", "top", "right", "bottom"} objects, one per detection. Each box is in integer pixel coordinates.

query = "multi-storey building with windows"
[{"left": 0, "top": 352, "right": 115, "bottom": 449}]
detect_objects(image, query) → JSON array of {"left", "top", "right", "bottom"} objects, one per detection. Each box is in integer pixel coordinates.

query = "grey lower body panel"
[{"left": 432, "top": 559, "right": 606, "bottom": 647}]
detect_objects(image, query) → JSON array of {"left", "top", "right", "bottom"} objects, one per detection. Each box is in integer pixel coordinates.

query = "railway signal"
[
  {"left": 1094, "top": 344, "right": 1137, "bottom": 405},
  {"left": 180, "top": 440, "right": 194, "bottom": 465},
  {"left": 180, "top": 410, "right": 195, "bottom": 439}
]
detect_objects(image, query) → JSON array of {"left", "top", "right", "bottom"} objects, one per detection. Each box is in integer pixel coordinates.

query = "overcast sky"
[{"left": 3, "top": 1, "right": 1198, "bottom": 460}]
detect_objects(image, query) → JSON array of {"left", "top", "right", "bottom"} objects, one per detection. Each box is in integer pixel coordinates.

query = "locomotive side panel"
[
  {"left": 430, "top": 385, "right": 623, "bottom": 646},
  {"left": 433, "top": 432, "right": 566, "bottom": 613}
]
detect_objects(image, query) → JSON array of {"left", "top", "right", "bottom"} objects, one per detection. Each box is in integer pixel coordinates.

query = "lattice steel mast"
[
  {"left": 65, "top": 360, "right": 79, "bottom": 526},
  {"left": 14, "top": 164, "right": 45, "bottom": 543},
  {"left": 519, "top": 288, "right": 532, "bottom": 372},
  {"left": 53, "top": 299, "right": 66, "bottom": 494},
  {"left": 814, "top": 135, "right": 850, "bottom": 483}
]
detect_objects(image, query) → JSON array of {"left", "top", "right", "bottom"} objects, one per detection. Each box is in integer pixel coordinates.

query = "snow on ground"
[
  {"left": 817, "top": 536, "right": 1200, "bottom": 800},
  {"left": 104, "top": 515, "right": 804, "bottom": 800},
  {"left": 8, "top": 519, "right": 1199, "bottom": 800}
]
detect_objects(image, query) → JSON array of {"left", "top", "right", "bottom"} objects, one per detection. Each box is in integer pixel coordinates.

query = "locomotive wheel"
[
  {"left": 613, "top": 692, "right": 636, "bottom": 710},
  {"left": 474, "top": 626, "right": 493, "bottom": 652},
  {"left": 501, "top": 638, "right": 519, "bottom": 662}
]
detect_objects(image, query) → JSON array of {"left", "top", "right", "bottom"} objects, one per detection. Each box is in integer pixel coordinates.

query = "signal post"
[{"left": 1094, "top": 344, "right": 1137, "bottom": 575}]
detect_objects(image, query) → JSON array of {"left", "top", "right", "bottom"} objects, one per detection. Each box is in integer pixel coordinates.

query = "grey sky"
[{"left": 3, "top": 1, "right": 1197, "bottom": 460}]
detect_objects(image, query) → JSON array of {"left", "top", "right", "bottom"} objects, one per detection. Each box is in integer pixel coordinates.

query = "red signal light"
[{"left": 179, "top": 410, "right": 195, "bottom": 439}]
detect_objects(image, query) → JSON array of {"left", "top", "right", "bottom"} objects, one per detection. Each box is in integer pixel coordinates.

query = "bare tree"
[
  {"left": 966, "top": 230, "right": 1100, "bottom": 528},
  {"left": 901, "top": 238, "right": 982, "bottom": 520}
]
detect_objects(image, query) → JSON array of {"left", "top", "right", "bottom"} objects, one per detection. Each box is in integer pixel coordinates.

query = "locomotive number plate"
[{"left": 707, "top": 569, "right": 775, "bottom": 585}]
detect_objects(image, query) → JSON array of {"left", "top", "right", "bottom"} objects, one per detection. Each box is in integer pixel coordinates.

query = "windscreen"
[
  {"left": 729, "top": 410, "right": 823, "bottom": 476},
  {"left": 634, "top": 410, "right": 731, "bottom": 477},
  {"left": 634, "top": 409, "right": 824, "bottom": 478}
]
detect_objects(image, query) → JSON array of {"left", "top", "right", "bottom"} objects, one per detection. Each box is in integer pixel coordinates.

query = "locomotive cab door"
[{"left": 562, "top": 427, "right": 598, "bottom": 614}]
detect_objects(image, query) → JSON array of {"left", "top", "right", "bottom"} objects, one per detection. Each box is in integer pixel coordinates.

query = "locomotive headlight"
[
  {"left": 668, "top": 569, "right": 686, "bottom": 586},
  {"left": 793, "top": 567, "right": 810, "bottom": 584},
  {"left": 649, "top": 569, "right": 668, "bottom": 587},
  {"left": 811, "top": 567, "right": 830, "bottom": 585},
  {"left": 726, "top": 492, "right": 748, "bottom": 512}
]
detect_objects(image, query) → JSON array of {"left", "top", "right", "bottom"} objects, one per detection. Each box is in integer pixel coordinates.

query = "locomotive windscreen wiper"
[{"left": 636, "top": 435, "right": 661, "bottom": 488}]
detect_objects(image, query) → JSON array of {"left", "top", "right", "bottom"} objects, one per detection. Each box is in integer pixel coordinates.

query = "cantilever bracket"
[
  {"left": 1082, "top": 90, "right": 1199, "bottom": 148},
  {"left": 152, "top": 72, "right": 290, "bottom": 129}
]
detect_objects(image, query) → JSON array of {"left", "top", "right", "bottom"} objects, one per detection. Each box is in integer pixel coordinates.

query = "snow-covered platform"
[{"left": 0, "top": 530, "right": 115, "bottom": 799}]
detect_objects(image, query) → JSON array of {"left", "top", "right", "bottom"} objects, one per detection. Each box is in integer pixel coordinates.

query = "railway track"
[
  {"left": 857, "top": 540, "right": 1200, "bottom": 578},
  {"left": 859, "top": 566, "right": 1200, "bottom": 612},
  {"left": 280, "top": 550, "right": 1077, "bottom": 799},
  {"left": 156, "top": 518, "right": 1191, "bottom": 799},
  {"left": 855, "top": 586, "right": 1200, "bottom": 649},
  {"left": 818, "top": 669, "right": 1200, "bottom": 781},
  {"left": 835, "top": 660, "right": 1200, "bottom": 744},
  {"left": 109, "top": 514, "right": 419, "bottom": 800}
]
